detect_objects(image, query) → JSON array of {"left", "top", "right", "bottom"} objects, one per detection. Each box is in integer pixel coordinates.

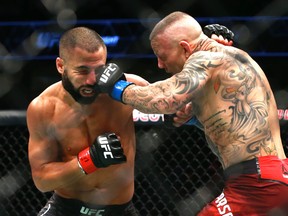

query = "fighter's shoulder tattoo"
[{"left": 173, "top": 51, "right": 223, "bottom": 95}]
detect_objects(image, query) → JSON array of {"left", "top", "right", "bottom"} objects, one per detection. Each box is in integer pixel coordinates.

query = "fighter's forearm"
[
  {"left": 32, "top": 158, "right": 84, "bottom": 192},
  {"left": 122, "top": 84, "right": 182, "bottom": 114}
]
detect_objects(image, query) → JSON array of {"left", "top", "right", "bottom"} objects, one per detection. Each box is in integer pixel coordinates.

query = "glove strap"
[
  {"left": 186, "top": 116, "right": 204, "bottom": 130},
  {"left": 111, "top": 80, "right": 134, "bottom": 102},
  {"left": 77, "top": 147, "right": 98, "bottom": 174}
]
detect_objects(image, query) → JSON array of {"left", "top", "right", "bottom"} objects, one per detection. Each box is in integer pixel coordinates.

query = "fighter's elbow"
[{"left": 32, "top": 174, "right": 54, "bottom": 193}]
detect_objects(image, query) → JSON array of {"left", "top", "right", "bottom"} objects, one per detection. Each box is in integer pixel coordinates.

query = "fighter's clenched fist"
[
  {"left": 203, "top": 23, "right": 234, "bottom": 45},
  {"left": 97, "top": 63, "right": 133, "bottom": 102},
  {"left": 78, "top": 132, "right": 126, "bottom": 174}
]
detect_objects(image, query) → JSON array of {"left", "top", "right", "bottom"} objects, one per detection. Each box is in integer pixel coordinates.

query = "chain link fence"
[{"left": 0, "top": 111, "right": 287, "bottom": 216}]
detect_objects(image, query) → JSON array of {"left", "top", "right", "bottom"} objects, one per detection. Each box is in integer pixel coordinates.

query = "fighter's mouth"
[{"left": 80, "top": 87, "right": 95, "bottom": 96}]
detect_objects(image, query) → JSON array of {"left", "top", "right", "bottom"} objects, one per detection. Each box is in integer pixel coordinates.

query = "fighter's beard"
[{"left": 62, "top": 71, "right": 99, "bottom": 105}]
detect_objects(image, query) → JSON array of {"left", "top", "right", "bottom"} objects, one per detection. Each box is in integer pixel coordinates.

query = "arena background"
[{"left": 0, "top": 0, "right": 288, "bottom": 215}]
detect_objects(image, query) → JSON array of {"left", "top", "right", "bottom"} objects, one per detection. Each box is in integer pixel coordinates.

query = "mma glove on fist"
[
  {"left": 96, "top": 63, "right": 133, "bottom": 103},
  {"left": 203, "top": 24, "right": 234, "bottom": 42},
  {"left": 78, "top": 132, "right": 126, "bottom": 174}
]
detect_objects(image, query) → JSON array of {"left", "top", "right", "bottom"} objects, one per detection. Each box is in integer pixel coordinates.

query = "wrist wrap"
[
  {"left": 186, "top": 116, "right": 204, "bottom": 130},
  {"left": 111, "top": 80, "right": 133, "bottom": 102},
  {"left": 77, "top": 147, "right": 98, "bottom": 174}
]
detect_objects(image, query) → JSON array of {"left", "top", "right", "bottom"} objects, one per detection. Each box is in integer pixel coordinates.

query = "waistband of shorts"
[
  {"left": 224, "top": 157, "right": 260, "bottom": 179},
  {"left": 53, "top": 193, "right": 132, "bottom": 210}
]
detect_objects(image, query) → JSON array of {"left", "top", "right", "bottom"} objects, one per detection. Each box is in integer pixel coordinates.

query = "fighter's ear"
[
  {"left": 56, "top": 57, "right": 64, "bottom": 74},
  {"left": 179, "top": 40, "right": 192, "bottom": 58}
]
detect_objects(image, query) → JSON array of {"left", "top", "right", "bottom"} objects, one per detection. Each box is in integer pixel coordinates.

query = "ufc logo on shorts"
[
  {"left": 99, "top": 64, "right": 117, "bottom": 83},
  {"left": 80, "top": 206, "right": 105, "bottom": 216},
  {"left": 98, "top": 136, "right": 114, "bottom": 158}
]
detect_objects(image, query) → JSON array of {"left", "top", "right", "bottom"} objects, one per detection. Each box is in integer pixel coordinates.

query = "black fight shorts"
[{"left": 37, "top": 193, "right": 139, "bottom": 216}]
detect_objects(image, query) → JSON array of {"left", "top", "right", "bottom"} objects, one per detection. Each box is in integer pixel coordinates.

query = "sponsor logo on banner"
[
  {"left": 133, "top": 109, "right": 288, "bottom": 124},
  {"left": 278, "top": 109, "right": 288, "bottom": 121},
  {"left": 133, "top": 109, "right": 164, "bottom": 124}
]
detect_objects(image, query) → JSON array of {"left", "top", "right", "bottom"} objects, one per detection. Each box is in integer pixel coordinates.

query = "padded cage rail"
[
  {"left": 0, "top": 110, "right": 287, "bottom": 215},
  {"left": 0, "top": 110, "right": 26, "bottom": 126}
]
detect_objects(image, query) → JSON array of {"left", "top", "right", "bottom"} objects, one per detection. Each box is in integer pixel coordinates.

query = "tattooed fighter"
[{"left": 96, "top": 11, "right": 288, "bottom": 215}]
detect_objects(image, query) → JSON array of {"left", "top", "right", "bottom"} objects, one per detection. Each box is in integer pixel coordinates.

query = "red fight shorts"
[{"left": 197, "top": 156, "right": 288, "bottom": 216}]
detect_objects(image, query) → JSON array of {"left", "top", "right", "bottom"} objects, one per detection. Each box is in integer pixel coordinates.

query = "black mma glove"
[
  {"left": 203, "top": 24, "right": 234, "bottom": 42},
  {"left": 97, "top": 63, "right": 134, "bottom": 102},
  {"left": 77, "top": 132, "right": 126, "bottom": 174}
]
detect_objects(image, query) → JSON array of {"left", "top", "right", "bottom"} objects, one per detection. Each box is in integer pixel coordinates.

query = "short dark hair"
[{"left": 59, "top": 27, "right": 106, "bottom": 60}]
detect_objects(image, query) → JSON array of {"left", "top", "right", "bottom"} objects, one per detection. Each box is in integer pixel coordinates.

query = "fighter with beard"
[
  {"left": 26, "top": 26, "right": 234, "bottom": 216},
  {"left": 26, "top": 27, "right": 150, "bottom": 216}
]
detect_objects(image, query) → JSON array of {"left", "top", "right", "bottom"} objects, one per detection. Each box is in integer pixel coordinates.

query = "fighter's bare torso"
[
  {"left": 186, "top": 41, "right": 285, "bottom": 168},
  {"left": 123, "top": 39, "right": 286, "bottom": 169},
  {"left": 28, "top": 80, "right": 136, "bottom": 205}
]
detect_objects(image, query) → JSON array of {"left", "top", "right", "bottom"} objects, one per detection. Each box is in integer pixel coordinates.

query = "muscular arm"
[
  {"left": 27, "top": 98, "right": 83, "bottom": 192},
  {"left": 122, "top": 52, "right": 221, "bottom": 114}
]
